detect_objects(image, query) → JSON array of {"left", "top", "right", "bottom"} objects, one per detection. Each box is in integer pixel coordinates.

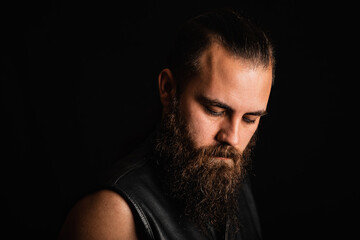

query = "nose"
[{"left": 215, "top": 117, "right": 241, "bottom": 147}]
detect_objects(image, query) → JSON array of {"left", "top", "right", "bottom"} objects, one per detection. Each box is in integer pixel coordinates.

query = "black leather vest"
[{"left": 100, "top": 142, "right": 263, "bottom": 240}]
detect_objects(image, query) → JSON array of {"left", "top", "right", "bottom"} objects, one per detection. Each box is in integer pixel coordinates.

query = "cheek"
[
  {"left": 181, "top": 104, "right": 218, "bottom": 147},
  {"left": 240, "top": 125, "right": 258, "bottom": 150}
]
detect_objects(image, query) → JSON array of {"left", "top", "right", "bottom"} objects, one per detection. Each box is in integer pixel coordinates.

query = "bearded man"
[{"left": 58, "top": 8, "right": 275, "bottom": 240}]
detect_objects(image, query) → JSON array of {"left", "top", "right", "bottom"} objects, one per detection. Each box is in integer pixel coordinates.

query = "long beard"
[{"left": 155, "top": 97, "right": 257, "bottom": 233}]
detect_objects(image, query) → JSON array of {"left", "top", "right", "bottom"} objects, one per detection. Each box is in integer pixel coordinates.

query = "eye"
[
  {"left": 242, "top": 116, "right": 256, "bottom": 124},
  {"left": 204, "top": 105, "right": 226, "bottom": 116}
]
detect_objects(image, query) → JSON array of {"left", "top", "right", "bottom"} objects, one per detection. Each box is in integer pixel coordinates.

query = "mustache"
[{"left": 197, "top": 144, "right": 242, "bottom": 162}]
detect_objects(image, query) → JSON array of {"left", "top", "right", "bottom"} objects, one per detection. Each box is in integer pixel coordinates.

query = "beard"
[{"left": 154, "top": 96, "right": 257, "bottom": 234}]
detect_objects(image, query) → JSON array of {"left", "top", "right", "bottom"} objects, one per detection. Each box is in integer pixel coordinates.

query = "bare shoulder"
[{"left": 58, "top": 190, "right": 137, "bottom": 240}]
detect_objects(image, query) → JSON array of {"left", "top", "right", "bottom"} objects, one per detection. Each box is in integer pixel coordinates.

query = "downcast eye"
[
  {"left": 204, "top": 106, "right": 226, "bottom": 116},
  {"left": 242, "top": 116, "right": 256, "bottom": 124}
]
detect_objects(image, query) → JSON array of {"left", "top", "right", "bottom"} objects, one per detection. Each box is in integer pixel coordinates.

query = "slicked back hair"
[{"left": 166, "top": 8, "right": 275, "bottom": 91}]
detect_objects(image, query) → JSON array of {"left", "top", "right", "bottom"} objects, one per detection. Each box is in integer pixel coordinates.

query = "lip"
[
  {"left": 211, "top": 157, "right": 234, "bottom": 166},
  {"left": 213, "top": 157, "right": 232, "bottom": 161}
]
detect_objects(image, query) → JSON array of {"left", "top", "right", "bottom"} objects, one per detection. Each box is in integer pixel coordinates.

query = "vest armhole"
[{"left": 108, "top": 185, "right": 155, "bottom": 240}]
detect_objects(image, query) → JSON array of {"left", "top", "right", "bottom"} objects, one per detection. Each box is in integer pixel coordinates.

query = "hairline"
[{"left": 177, "top": 36, "right": 275, "bottom": 93}]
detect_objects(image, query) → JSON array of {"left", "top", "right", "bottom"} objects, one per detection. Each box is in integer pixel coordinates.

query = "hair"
[{"left": 166, "top": 8, "right": 275, "bottom": 89}]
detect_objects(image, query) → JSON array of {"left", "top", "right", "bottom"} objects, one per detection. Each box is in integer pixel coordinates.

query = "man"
[{"left": 58, "top": 8, "right": 275, "bottom": 240}]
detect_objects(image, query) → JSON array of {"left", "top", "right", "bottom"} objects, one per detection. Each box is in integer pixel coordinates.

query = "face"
[
  {"left": 156, "top": 42, "right": 273, "bottom": 232},
  {"left": 179, "top": 42, "right": 273, "bottom": 156}
]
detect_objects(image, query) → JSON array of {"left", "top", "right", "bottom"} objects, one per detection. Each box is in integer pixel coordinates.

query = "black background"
[{"left": 1, "top": 0, "right": 358, "bottom": 239}]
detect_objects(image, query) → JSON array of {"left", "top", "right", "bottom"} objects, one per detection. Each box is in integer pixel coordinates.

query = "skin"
[
  {"left": 57, "top": 190, "right": 138, "bottom": 240},
  {"left": 58, "top": 42, "right": 273, "bottom": 239},
  {"left": 159, "top": 42, "right": 273, "bottom": 158}
]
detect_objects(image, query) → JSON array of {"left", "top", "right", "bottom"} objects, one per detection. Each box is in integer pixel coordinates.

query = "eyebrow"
[
  {"left": 245, "top": 110, "right": 268, "bottom": 117},
  {"left": 196, "top": 95, "right": 234, "bottom": 112},
  {"left": 196, "top": 95, "right": 268, "bottom": 116}
]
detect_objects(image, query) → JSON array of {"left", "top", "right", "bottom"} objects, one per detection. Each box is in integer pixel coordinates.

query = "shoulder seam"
[{"left": 113, "top": 156, "right": 149, "bottom": 184}]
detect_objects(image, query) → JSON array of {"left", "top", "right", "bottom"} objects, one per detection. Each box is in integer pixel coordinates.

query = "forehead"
[{"left": 184, "top": 43, "right": 273, "bottom": 112}]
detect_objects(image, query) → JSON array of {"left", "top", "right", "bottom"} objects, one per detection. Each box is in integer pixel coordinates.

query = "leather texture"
[{"left": 100, "top": 141, "right": 263, "bottom": 240}]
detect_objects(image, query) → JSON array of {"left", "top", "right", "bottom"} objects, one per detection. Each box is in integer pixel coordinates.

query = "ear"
[{"left": 158, "top": 68, "right": 176, "bottom": 110}]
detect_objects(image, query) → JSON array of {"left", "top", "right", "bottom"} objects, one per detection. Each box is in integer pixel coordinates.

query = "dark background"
[{"left": 1, "top": 0, "right": 358, "bottom": 239}]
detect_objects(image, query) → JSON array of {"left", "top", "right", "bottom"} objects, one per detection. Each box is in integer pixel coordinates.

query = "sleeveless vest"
[{"left": 100, "top": 141, "right": 263, "bottom": 240}]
